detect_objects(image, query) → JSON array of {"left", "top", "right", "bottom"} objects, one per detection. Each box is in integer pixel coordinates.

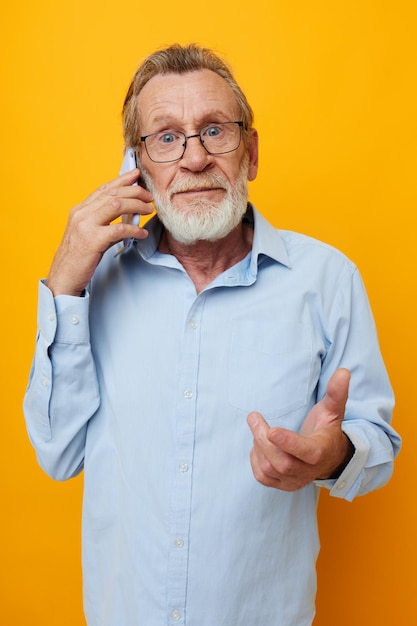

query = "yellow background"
[{"left": 1, "top": 1, "right": 415, "bottom": 624}]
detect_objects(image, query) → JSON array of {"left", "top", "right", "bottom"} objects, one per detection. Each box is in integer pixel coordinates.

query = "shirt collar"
[
  {"left": 248, "top": 204, "right": 291, "bottom": 270},
  {"left": 135, "top": 203, "right": 291, "bottom": 271}
]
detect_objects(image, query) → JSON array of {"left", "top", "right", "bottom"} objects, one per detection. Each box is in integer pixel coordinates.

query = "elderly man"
[{"left": 24, "top": 44, "right": 401, "bottom": 626}]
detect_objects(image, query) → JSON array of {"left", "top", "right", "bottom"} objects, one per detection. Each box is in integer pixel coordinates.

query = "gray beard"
[{"left": 139, "top": 156, "right": 250, "bottom": 245}]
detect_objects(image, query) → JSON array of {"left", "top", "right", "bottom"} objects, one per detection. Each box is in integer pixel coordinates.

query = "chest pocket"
[{"left": 228, "top": 319, "right": 313, "bottom": 422}]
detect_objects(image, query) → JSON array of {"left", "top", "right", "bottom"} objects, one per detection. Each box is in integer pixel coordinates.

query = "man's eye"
[
  {"left": 205, "top": 126, "right": 222, "bottom": 137},
  {"left": 159, "top": 133, "right": 179, "bottom": 144}
]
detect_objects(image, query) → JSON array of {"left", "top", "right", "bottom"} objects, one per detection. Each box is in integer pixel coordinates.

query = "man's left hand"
[{"left": 247, "top": 368, "right": 354, "bottom": 491}]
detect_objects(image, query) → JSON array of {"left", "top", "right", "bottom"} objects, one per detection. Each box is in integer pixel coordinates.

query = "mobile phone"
[{"left": 115, "top": 147, "right": 143, "bottom": 256}]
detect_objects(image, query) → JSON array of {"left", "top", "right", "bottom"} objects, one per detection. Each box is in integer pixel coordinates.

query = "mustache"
[
  {"left": 137, "top": 160, "right": 231, "bottom": 197},
  {"left": 168, "top": 175, "right": 229, "bottom": 195}
]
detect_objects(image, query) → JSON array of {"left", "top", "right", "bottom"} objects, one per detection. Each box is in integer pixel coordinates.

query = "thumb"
[{"left": 323, "top": 368, "right": 351, "bottom": 417}]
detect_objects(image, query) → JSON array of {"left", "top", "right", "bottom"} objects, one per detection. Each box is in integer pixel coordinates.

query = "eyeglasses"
[{"left": 140, "top": 121, "right": 244, "bottom": 163}]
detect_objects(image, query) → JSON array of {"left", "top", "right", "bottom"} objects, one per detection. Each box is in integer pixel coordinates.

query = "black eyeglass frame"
[{"left": 139, "top": 121, "right": 244, "bottom": 163}]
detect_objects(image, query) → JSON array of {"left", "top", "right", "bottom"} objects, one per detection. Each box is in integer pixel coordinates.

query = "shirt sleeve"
[
  {"left": 23, "top": 280, "right": 100, "bottom": 481},
  {"left": 314, "top": 266, "right": 401, "bottom": 501}
]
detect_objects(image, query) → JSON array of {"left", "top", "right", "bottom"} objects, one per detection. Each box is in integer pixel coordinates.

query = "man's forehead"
[{"left": 136, "top": 69, "right": 239, "bottom": 126}]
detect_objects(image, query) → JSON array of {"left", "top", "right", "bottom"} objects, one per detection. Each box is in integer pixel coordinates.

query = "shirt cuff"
[
  {"left": 315, "top": 429, "right": 370, "bottom": 501},
  {"left": 38, "top": 279, "right": 90, "bottom": 345}
]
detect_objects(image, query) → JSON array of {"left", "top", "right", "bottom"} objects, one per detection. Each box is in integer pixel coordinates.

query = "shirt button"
[
  {"left": 188, "top": 319, "right": 197, "bottom": 329},
  {"left": 170, "top": 610, "right": 181, "bottom": 621},
  {"left": 175, "top": 537, "right": 185, "bottom": 548},
  {"left": 41, "top": 377, "right": 49, "bottom": 387},
  {"left": 70, "top": 315, "right": 80, "bottom": 325},
  {"left": 48, "top": 311, "right": 55, "bottom": 321},
  {"left": 184, "top": 390, "right": 193, "bottom": 399},
  {"left": 179, "top": 462, "right": 189, "bottom": 473},
  {"left": 337, "top": 480, "right": 346, "bottom": 490}
]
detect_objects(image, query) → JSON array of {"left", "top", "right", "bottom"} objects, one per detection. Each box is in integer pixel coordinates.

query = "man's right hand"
[{"left": 46, "top": 169, "right": 153, "bottom": 296}]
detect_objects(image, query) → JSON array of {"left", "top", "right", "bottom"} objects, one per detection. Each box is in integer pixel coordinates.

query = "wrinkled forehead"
[{"left": 136, "top": 70, "right": 241, "bottom": 131}]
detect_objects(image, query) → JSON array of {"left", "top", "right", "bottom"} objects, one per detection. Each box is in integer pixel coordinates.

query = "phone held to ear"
[{"left": 114, "top": 147, "right": 142, "bottom": 257}]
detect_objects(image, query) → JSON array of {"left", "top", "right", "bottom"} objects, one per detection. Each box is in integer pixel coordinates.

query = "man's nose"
[{"left": 180, "top": 134, "right": 213, "bottom": 171}]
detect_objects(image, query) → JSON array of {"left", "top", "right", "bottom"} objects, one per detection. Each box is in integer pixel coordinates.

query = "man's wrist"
[{"left": 327, "top": 434, "right": 355, "bottom": 479}]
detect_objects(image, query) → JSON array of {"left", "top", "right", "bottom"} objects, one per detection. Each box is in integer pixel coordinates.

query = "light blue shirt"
[{"left": 24, "top": 206, "right": 401, "bottom": 626}]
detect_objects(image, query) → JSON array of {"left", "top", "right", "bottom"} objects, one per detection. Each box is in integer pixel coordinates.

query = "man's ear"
[{"left": 247, "top": 128, "right": 259, "bottom": 182}]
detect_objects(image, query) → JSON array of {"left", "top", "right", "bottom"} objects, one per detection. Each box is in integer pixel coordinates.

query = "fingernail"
[{"left": 247, "top": 413, "right": 259, "bottom": 427}]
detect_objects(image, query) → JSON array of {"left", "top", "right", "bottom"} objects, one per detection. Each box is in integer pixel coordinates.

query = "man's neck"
[{"left": 158, "top": 222, "right": 254, "bottom": 294}]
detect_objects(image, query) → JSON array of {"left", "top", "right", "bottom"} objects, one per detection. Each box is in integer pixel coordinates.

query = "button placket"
[{"left": 166, "top": 296, "right": 204, "bottom": 622}]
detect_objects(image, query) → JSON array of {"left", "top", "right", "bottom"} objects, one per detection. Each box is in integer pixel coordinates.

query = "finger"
[
  {"left": 247, "top": 412, "right": 322, "bottom": 489},
  {"left": 247, "top": 412, "right": 277, "bottom": 470},
  {"left": 323, "top": 368, "right": 351, "bottom": 417},
  {"left": 267, "top": 427, "right": 323, "bottom": 465},
  {"left": 249, "top": 448, "right": 283, "bottom": 488},
  {"left": 248, "top": 412, "right": 300, "bottom": 465},
  {"left": 247, "top": 412, "right": 271, "bottom": 443},
  {"left": 115, "top": 168, "right": 145, "bottom": 188},
  {"left": 109, "top": 197, "right": 154, "bottom": 221},
  {"left": 116, "top": 184, "right": 153, "bottom": 201},
  {"left": 105, "top": 220, "right": 150, "bottom": 245},
  {"left": 75, "top": 187, "right": 152, "bottom": 229},
  {"left": 84, "top": 169, "right": 149, "bottom": 205},
  {"left": 247, "top": 412, "right": 293, "bottom": 476}
]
